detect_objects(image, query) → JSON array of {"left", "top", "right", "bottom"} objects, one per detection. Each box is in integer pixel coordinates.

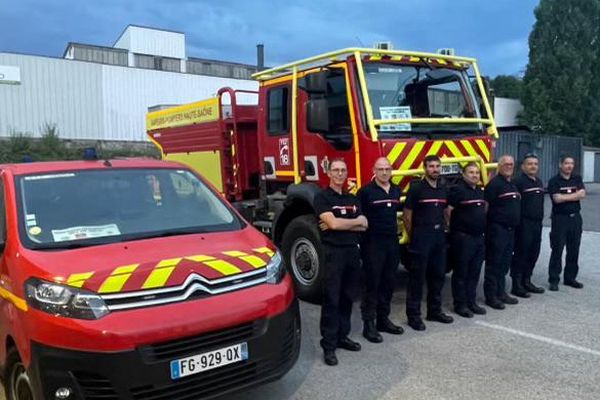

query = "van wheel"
[
  {"left": 5, "top": 347, "right": 36, "bottom": 400},
  {"left": 281, "top": 215, "right": 324, "bottom": 303}
]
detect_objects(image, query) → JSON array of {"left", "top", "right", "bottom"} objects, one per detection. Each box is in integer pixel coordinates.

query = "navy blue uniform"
[
  {"left": 404, "top": 179, "right": 448, "bottom": 318},
  {"left": 448, "top": 179, "right": 486, "bottom": 308},
  {"left": 511, "top": 173, "right": 544, "bottom": 284},
  {"left": 314, "top": 187, "right": 362, "bottom": 352},
  {"left": 547, "top": 174, "right": 585, "bottom": 285},
  {"left": 358, "top": 181, "right": 402, "bottom": 322},
  {"left": 484, "top": 174, "right": 520, "bottom": 302}
]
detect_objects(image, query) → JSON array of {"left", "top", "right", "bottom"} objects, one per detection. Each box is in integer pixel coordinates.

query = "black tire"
[
  {"left": 4, "top": 347, "right": 37, "bottom": 400},
  {"left": 281, "top": 215, "right": 324, "bottom": 303}
]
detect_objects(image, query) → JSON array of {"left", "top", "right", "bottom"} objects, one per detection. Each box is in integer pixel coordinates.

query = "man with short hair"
[
  {"left": 484, "top": 155, "right": 521, "bottom": 310},
  {"left": 547, "top": 155, "right": 586, "bottom": 291},
  {"left": 511, "top": 153, "right": 545, "bottom": 297},
  {"left": 358, "top": 157, "right": 404, "bottom": 343},
  {"left": 403, "top": 155, "right": 453, "bottom": 331},
  {"left": 448, "top": 162, "right": 487, "bottom": 318},
  {"left": 315, "top": 159, "right": 368, "bottom": 366}
]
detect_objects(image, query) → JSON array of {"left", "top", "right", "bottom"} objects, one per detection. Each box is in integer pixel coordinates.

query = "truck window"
[
  {"left": 267, "top": 86, "right": 289, "bottom": 135},
  {"left": 309, "top": 69, "right": 353, "bottom": 151}
]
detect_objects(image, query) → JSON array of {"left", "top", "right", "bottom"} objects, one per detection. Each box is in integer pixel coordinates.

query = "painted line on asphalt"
[{"left": 475, "top": 321, "right": 600, "bottom": 357}]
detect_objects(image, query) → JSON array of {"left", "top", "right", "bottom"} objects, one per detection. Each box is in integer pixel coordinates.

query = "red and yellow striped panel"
[
  {"left": 385, "top": 137, "right": 491, "bottom": 191},
  {"left": 65, "top": 247, "right": 275, "bottom": 294}
]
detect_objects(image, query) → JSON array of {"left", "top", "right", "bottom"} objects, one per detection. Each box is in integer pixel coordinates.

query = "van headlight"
[
  {"left": 25, "top": 278, "right": 109, "bottom": 320},
  {"left": 265, "top": 251, "right": 286, "bottom": 284}
]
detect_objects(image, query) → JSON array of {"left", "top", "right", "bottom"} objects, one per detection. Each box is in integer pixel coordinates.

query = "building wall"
[
  {"left": 494, "top": 97, "right": 523, "bottom": 127},
  {"left": 0, "top": 53, "right": 258, "bottom": 142},
  {"left": 116, "top": 26, "right": 185, "bottom": 60}
]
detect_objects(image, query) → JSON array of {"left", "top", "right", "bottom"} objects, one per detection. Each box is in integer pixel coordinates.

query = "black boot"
[
  {"left": 362, "top": 321, "right": 383, "bottom": 343},
  {"left": 376, "top": 318, "right": 404, "bottom": 335},
  {"left": 511, "top": 278, "right": 531, "bottom": 298},
  {"left": 523, "top": 278, "right": 545, "bottom": 294},
  {"left": 499, "top": 292, "right": 519, "bottom": 305}
]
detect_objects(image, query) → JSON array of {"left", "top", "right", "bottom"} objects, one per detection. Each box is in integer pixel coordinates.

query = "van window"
[
  {"left": 267, "top": 86, "right": 289, "bottom": 135},
  {"left": 15, "top": 168, "right": 244, "bottom": 250}
]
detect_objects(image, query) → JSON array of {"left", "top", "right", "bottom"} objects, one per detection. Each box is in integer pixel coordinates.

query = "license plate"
[
  {"left": 170, "top": 343, "right": 248, "bottom": 380},
  {"left": 441, "top": 163, "right": 460, "bottom": 175}
]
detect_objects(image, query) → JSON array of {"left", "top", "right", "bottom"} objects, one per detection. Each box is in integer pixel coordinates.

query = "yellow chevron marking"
[
  {"left": 460, "top": 140, "right": 479, "bottom": 158},
  {"left": 427, "top": 140, "right": 444, "bottom": 156},
  {"left": 240, "top": 255, "right": 267, "bottom": 268},
  {"left": 386, "top": 142, "right": 406, "bottom": 165},
  {"left": 436, "top": 59, "right": 448, "bottom": 65},
  {"left": 390, "top": 55, "right": 403, "bottom": 61},
  {"left": 186, "top": 255, "right": 216, "bottom": 262},
  {"left": 98, "top": 264, "right": 139, "bottom": 293},
  {"left": 142, "top": 258, "right": 181, "bottom": 289},
  {"left": 203, "top": 260, "right": 242, "bottom": 276},
  {"left": 400, "top": 141, "right": 426, "bottom": 170},
  {"left": 254, "top": 247, "right": 275, "bottom": 257},
  {"left": 410, "top": 56, "right": 421, "bottom": 62},
  {"left": 222, "top": 250, "right": 248, "bottom": 257},
  {"left": 66, "top": 272, "right": 94, "bottom": 288},
  {"left": 370, "top": 55, "right": 382, "bottom": 61},
  {"left": 445, "top": 140, "right": 464, "bottom": 158},
  {"left": 475, "top": 139, "right": 490, "bottom": 161}
]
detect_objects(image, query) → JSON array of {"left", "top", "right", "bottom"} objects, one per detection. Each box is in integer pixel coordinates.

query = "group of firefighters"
[{"left": 313, "top": 153, "right": 586, "bottom": 366}]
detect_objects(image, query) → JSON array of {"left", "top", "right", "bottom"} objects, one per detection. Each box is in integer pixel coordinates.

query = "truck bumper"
[{"left": 29, "top": 299, "right": 300, "bottom": 400}]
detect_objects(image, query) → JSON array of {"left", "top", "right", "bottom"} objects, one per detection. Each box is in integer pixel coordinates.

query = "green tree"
[
  {"left": 490, "top": 75, "right": 523, "bottom": 99},
  {"left": 521, "top": 0, "right": 600, "bottom": 145}
]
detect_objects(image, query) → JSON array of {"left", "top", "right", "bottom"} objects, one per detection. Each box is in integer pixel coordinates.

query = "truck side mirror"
[
  {"left": 305, "top": 71, "right": 328, "bottom": 94},
  {"left": 306, "top": 99, "right": 329, "bottom": 133}
]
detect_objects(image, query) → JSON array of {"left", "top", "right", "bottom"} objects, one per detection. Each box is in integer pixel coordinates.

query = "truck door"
[{"left": 301, "top": 66, "right": 360, "bottom": 191}]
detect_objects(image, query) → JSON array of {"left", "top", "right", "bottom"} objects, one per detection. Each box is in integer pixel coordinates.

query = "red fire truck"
[{"left": 147, "top": 47, "right": 498, "bottom": 301}]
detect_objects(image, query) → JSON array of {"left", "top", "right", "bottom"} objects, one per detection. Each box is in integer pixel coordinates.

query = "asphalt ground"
[{"left": 1, "top": 184, "right": 598, "bottom": 400}]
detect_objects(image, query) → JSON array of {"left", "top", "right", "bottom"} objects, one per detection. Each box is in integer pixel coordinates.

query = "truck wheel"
[
  {"left": 281, "top": 215, "right": 324, "bottom": 303},
  {"left": 4, "top": 347, "right": 36, "bottom": 400}
]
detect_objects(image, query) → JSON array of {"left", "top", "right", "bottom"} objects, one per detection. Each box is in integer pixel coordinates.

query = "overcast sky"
[{"left": 1, "top": 0, "right": 539, "bottom": 77}]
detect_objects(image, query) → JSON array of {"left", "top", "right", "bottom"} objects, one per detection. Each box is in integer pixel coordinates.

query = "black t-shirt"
[
  {"left": 484, "top": 174, "right": 521, "bottom": 227},
  {"left": 547, "top": 174, "right": 585, "bottom": 215},
  {"left": 357, "top": 181, "right": 402, "bottom": 237},
  {"left": 448, "top": 179, "right": 486, "bottom": 236},
  {"left": 314, "top": 187, "right": 363, "bottom": 246},
  {"left": 514, "top": 173, "right": 545, "bottom": 221},
  {"left": 404, "top": 178, "right": 447, "bottom": 228}
]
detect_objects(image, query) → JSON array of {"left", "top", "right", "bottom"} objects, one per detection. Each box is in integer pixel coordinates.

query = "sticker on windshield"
[
  {"left": 26, "top": 214, "right": 37, "bottom": 227},
  {"left": 378, "top": 67, "right": 402, "bottom": 73},
  {"left": 29, "top": 226, "right": 42, "bottom": 236},
  {"left": 379, "top": 106, "right": 412, "bottom": 132},
  {"left": 24, "top": 173, "right": 76, "bottom": 181},
  {"left": 51, "top": 224, "right": 121, "bottom": 242}
]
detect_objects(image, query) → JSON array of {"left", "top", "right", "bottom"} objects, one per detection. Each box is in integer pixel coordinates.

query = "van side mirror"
[
  {"left": 306, "top": 99, "right": 329, "bottom": 133},
  {"left": 305, "top": 71, "right": 328, "bottom": 94}
]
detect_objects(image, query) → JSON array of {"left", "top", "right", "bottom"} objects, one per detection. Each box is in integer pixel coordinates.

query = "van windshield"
[{"left": 16, "top": 168, "right": 243, "bottom": 249}]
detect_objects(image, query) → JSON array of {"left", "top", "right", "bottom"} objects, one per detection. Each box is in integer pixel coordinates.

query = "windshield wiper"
[{"left": 120, "top": 227, "right": 212, "bottom": 242}]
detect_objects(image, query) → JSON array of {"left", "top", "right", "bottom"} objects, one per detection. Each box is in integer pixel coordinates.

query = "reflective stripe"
[
  {"left": 67, "top": 272, "right": 94, "bottom": 288},
  {"left": 222, "top": 251, "right": 248, "bottom": 257},
  {"left": 203, "top": 260, "right": 242, "bottom": 276},
  {"left": 142, "top": 258, "right": 181, "bottom": 289},
  {"left": 186, "top": 255, "right": 217, "bottom": 262},
  {"left": 254, "top": 247, "right": 275, "bottom": 257},
  {"left": 223, "top": 251, "right": 267, "bottom": 269},
  {"left": 0, "top": 286, "right": 28, "bottom": 311},
  {"left": 98, "top": 264, "right": 139, "bottom": 293}
]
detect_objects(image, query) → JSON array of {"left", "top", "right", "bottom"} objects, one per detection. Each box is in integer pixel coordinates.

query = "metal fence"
[{"left": 495, "top": 127, "right": 583, "bottom": 183}]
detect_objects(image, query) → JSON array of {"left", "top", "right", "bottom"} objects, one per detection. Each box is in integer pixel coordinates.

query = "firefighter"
[
  {"left": 511, "top": 153, "right": 545, "bottom": 297},
  {"left": 484, "top": 155, "right": 520, "bottom": 310},
  {"left": 358, "top": 157, "right": 404, "bottom": 343},
  {"left": 447, "top": 162, "right": 487, "bottom": 318},
  {"left": 314, "top": 158, "right": 368, "bottom": 366},
  {"left": 547, "top": 155, "right": 586, "bottom": 291},
  {"left": 403, "top": 155, "right": 453, "bottom": 331}
]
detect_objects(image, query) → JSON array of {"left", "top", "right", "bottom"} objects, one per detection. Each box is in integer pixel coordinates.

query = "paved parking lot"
[{"left": 2, "top": 185, "right": 598, "bottom": 400}]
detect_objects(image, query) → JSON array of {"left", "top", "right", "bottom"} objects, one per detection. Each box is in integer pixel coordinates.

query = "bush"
[{"left": 0, "top": 124, "right": 159, "bottom": 164}]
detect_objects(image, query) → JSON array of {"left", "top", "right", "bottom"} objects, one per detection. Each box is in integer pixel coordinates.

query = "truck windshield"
[
  {"left": 16, "top": 168, "right": 243, "bottom": 250},
  {"left": 363, "top": 62, "right": 483, "bottom": 136}
]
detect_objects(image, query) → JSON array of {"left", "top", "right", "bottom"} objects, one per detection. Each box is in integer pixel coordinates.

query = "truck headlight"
[
  {"left": 265, "top": 251, "right": 286, "bottom": 284},
  {"left": 25, "top": 278, "right": 109, "bottom": 320}
]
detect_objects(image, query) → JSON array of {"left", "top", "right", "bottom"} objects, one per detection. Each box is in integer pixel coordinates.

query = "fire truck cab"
[{"left": 147, "top": 47, "right": 499, "bottom": 302}]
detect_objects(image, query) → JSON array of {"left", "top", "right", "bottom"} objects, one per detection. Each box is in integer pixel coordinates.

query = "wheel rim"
[
  {"left": 11, "top": 362, "right": 34, "bottom": 400},
  {"left": 290, "top": 238, "right": 319, "bottom": 286}
]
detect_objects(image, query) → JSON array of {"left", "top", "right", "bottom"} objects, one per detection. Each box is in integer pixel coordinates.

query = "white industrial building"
[{"left": 0, "top": 25, "right": 259, "bottom": 143}]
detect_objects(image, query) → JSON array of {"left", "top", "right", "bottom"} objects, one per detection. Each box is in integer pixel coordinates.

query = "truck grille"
[
  {"left": 138, "top": 321, "right": 260, "bottom": 362},
  {"left": 73, "top": 372, "right": 119, "bottom": 400},
  {"left": 101, "top": 269, "right": 267, "bottom": 311}
]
